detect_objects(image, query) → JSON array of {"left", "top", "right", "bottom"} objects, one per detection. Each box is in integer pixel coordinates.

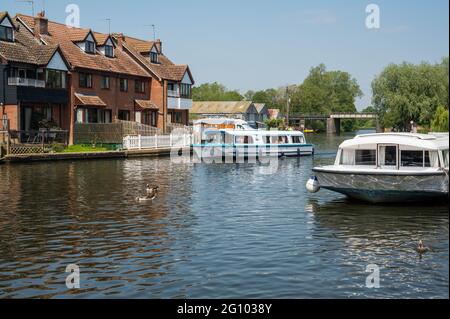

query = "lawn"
[{"left": 60, "top": 144, "right": 114, "bottom": 153}]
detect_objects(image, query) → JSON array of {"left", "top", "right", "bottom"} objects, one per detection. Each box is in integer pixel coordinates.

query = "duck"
[
  {"left": 136, "top": 185, "right": 159, "bottom": 202},
  {"left": 416, "top": 240, "right": 429, "bottom": 255}
]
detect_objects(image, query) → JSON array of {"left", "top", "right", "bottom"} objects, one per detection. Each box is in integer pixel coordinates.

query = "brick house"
[
  {"left": 115, "top": 35, "right": 195, "bottom": 130},
  {"left": 9, "top": 11, "right": 194, "bottom": 144},
  {"left": 0, "top": 12, "right": 71, "bottom": 142}
]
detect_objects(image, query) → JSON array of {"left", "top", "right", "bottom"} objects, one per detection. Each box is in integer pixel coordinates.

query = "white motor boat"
[
  {"left": 307, "top": 133, "right": 449, "bottom": 203},
  {"left": 193, "top": 129, "right": 314, "bottom": 158}
]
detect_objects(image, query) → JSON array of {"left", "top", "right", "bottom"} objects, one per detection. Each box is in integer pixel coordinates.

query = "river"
[{"left": 0, "top": 131, "right": 448, "bottom": 298}]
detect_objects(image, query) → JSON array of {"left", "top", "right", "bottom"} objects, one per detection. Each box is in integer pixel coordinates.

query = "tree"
[
  {"left": 431, "top": 105, "right": 449, "bottom": 132},
  {"left": 292, "top": 64, "right": 362, "bottom": 116},
  {"left": 372, "top": 58, "right": 449, "bottom": 131},
  {"left": 192, "top": 82, "right": 243, "bottom": 101}
]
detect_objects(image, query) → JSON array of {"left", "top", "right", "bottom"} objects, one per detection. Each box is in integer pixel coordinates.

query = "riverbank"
[{"left": 0, "top": 147, "right": 187, "bottom": 164}]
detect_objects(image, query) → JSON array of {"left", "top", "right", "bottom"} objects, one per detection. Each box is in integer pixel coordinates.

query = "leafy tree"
[
  {"left": 292, "top": 64, "right": 362, "bottom": 115},
  {"left": 192, "top": 82, "right": 243, "bottom": 101},
  {"left": 372, "top": 58, "right": 449, "bottom": 131},
  {"left": 431, "top": 105, "right": 449, "bottom": 132}
]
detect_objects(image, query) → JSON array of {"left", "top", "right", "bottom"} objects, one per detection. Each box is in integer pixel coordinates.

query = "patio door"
[{"left": 378, "top": 144, "right": 398, "bottom": 169}]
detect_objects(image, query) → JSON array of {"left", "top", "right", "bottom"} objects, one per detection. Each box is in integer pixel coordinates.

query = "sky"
[{"left": 2, "top": 0, "right": 449, "bottom": 110}]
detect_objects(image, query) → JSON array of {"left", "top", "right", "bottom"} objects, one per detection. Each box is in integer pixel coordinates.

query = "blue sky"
[{"left": 3, "top": 0, "right": 449, "bottom": 110}]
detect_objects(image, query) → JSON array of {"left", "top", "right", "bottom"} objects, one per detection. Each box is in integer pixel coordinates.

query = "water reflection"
[{"left": 0, "top": 132, "right": 448, "bottom": 299}]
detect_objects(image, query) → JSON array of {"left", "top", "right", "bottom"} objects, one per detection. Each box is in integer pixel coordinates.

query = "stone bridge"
[{"left": 289, "top": 113, "right": 380, "bottom": 134}]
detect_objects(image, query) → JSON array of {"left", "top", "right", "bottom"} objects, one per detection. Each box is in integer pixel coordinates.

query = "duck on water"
[
  {"left": 307, "top": 133, "right": 449, "bottom": 204},
  {"left": 136, "top": 185, "right": 159, "bottom": 202}
]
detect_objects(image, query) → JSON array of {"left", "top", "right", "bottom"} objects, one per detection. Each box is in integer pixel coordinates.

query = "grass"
[{"left": 59, "top": 144, "right": 113, "bottom": 153}]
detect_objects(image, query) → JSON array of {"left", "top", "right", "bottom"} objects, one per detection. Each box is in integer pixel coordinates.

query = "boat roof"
[
  {"left": 193, "top": 118, "right": 248, "bottom": 125},
  {"left": 341, "top": 133, "right": 449, "bottom": 150},
  {"left": 205, "top": 130, "right": 305, "bottom": 136}
]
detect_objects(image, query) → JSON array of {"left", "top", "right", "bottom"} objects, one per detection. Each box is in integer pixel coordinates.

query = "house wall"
[
  {"left": 150, "top": 78, "right": 165, "bottom": 131},
  {"left": 2, "top": 104, "right": 19, "bottom": 130},
  {"left": 0, "top": 64, "right": 18, "bottom": 104},
  {"left": 71, "top": 70, "right": 151, "bottom": 122}
]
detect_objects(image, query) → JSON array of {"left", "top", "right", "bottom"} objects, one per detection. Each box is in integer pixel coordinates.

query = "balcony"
[
  {"left": 168, "top": 96, "right": 193, "bottom": 110},
  {"left": 8, "top": 77, "right": 46, "bottom": 88}
]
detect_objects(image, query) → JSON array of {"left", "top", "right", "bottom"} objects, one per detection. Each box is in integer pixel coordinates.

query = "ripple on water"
[{"left": 0, "top": 134, "right": 448, "bottom": 298}]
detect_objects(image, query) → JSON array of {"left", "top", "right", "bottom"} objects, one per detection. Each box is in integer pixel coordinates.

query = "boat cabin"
[
  {"left": 335, "top": 133, "right": 449, "bottom": 170},
  {"left": 202, "top": 130, "right": 307, "bottom": 146}
]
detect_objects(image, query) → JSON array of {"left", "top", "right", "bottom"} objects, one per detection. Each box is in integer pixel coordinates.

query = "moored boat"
[
  {"left": 194, "top": 129, "right": 314, "bottom": 158},
  {"left": 307, "top": 133, "right": 449, "bottom": 203}
]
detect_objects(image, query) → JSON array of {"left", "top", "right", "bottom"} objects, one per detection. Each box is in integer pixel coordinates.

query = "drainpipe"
[{"left": 2, "top": 67, "right": 7, "bottom": 115}]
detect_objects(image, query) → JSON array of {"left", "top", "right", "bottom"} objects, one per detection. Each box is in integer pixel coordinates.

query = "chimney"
[
  {"left": 155, "top": 39, "right": 162, "bottom": 54},
  {"left": 114, "top": 33, "right": 125, "bottom": 49},
  {"left": 34, "top": 11, "right": 49, "bottom": 36}
]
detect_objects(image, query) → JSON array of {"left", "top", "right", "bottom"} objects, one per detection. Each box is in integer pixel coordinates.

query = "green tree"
[
  {"left": 292, "top": 64, "right": 362, "bottom": 116},
  {"left": 431, "top": 105, "right": 449, "bottom": 132},
  {"left": 192, "top": 82, "right": 243, "bottom": 101},
  {"left": 372, "top": 58, "right": 449, "bottom": 131}
]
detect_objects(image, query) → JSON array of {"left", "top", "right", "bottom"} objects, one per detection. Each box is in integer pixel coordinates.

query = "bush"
[{"left": 431, "top": 106, "right": 449, "bottom": 132}]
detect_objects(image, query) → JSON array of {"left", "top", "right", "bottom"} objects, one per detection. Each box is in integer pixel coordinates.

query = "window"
[
  {"left": 87, "top": 108, "right": 98, "bottom": 123},
  {"left": 120, "top": 78, "right": 128, "bottom": 92},
  {"left": 99, "top": 110, "right": 112, "bottom": 123},
  {"left": 0, "top": 26, "right": 13, "bottom": 41},
  {"left": 79, "top": 73, "right": 93, "bottom": 88},
  {"left": 104, "top": 45, "right": 114, "bottom": 58},
  {"left": 235, "top": 136, "right": 254, "bottom": 144},
  {"left": 85, "top": 40, "right": 95, "bottom": 54},
  {"left": 173, "top": 111, "right": 183, "bottom": 124},
  {"left": 355, "top": 150, "right": 376, "bottom": 166},
  {"left": 135, "top": 80, "right": 145, "bottom": 93},
  {"left": 144, "top": 111, "right": 158, "bottom": 127},
  {"left": 101, "top": 76, "right": 110, "bottom": 89},
  {"left": 379, "top": 145, "right": 397, "bottom": 166},
  {"left": 443, "top": 150, "right": 449, "bottom": 168},
  {"left": 292, "top": 136, "right": 305, "bottom": 144},
  {"left": 401, "top": 150, "right": 424, "bottom": 167},
  {"left": 180, "top": 83, "right": 191, "bottom": 98},
  {"left": 46, "top": 69, "right": 66, "bottom": 89},
  {"left": 150, "top": 51, "right": 158, "bottom": 63},
  {"left": 118, "top": 110, "right": 130, "bottom": 121}
]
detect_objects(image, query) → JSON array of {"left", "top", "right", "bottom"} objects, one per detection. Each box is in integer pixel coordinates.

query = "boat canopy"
[
  {"left": 340, "top": 133, "right": 449, "bottom": 151},
  {"left": 193, "top": 118, "right": 248, "bottom": 126},
  {"left": 204, "top": 130, "right": 305, "bottom": 137}
]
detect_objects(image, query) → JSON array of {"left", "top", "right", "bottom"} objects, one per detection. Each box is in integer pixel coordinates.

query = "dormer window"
[
  {"left": 85, "top": 40, "right": 95, "bottom": 54},
  {"left": 0, "top": 25, "right": 13, "bottom": 42},
  {"left": 150, "top": 51, "right": 158, "bottom": 63},
  {"left": 105, "top": 45, "right": 114, "bottom": 58}
]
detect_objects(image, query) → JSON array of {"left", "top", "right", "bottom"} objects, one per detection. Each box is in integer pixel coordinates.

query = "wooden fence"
[{"left": 74, "top": 120, "right": 162, "bottom": 145}]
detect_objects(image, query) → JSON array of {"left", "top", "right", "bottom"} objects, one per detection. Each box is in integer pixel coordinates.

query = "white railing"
[
  {"left": 167, "top": 89, "right": 180, "bottom": 97},
  {"left": 8, "top": 77, "right": 46, "bottom": 88},
  {"left": 123, "top": 133, "right": 192, "bottom": 150}
]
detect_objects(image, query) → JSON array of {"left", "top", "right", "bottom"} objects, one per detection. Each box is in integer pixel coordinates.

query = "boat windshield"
[
  {"left": 339, "top": 147, "right": 442, "bottom": 168},
  {"left": 443, "top": 149, "right": 449, "bottom": 168}
]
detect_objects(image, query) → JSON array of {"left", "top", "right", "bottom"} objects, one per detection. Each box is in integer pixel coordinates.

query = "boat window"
[
  {"left": 401, "top": 150, "right": 424, "bottom": 167},
  {"left": 206, "top": 133, "right": 223, "bottom": 144},
  {"left": 355, "top": 150, "right": 376, "bottom": 166},
  {"left": 379, "top": 146, "right": 397, "bottom": 166},
  {"left": 292, "top": 136, "right": 305, "bottom": 144},
  {"left": 340, "top": 149, "right": 355, "bottom": 165},
  {"left": 442, "top": 150, "right": 449, "bottom": 168},
  {"left": 235, "top": 136, "right": 254, "bottom": 144},
  {"left": 277, "top": 136, "right": 289, "bottom": 144}
]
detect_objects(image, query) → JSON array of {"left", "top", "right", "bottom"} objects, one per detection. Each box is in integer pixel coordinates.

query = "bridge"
[{"left": 288, "top": 112, "right": 380, "bottom": 134}]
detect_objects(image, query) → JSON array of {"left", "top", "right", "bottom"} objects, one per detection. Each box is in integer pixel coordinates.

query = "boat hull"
[
  {"left": 313, "top": 169, "right": 449, "bottom": 203},
  {"left": 193, "top": 144, "right": 314, "bottom": 158}
]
